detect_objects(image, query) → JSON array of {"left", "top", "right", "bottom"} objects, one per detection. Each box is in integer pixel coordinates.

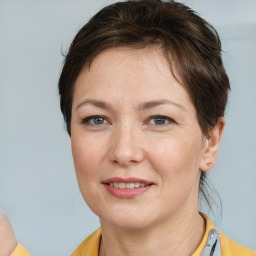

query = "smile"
[
  {"left": 102, "top": 177, "right": 154, "bottom": 199},
  {"left": 108, "top": 182, "right": 149, "bottom": 189}
]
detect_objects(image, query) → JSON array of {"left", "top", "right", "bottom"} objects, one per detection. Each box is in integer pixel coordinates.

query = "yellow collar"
[
  {"left": 73, "top": 213, "right": 251, "bottom": 256},
  {"left": 72, "top": 214, "right": 217, "bottom": 256},
  {"left": 192, "top": 212, "right": 218, "bottom": 256}
]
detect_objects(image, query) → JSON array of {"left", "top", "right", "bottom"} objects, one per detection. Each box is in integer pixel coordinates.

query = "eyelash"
[
  {"left": 81, "top": 115, "right": 175, "bottom": 127},
  {"left": 81, "top": 115, "right": 109, "bottom": 125},
  {"left": 147, "top": 115, "right": 175, "bottom": 126}
]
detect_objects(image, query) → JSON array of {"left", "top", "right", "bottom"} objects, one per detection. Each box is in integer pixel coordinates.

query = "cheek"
[
  {"left": 146, "top": 133, "right": 203, "bottom": 184},
  {"left": 71, "top": 133, "right": 106, "bottom": 215},
  {"left": 71, "top": 133, "right": 103, "bottom": 184}
]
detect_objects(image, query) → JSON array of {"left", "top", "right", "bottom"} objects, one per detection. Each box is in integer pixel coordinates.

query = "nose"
[{"left": 109, "top": 123, "right": 144, "bottom": 167}]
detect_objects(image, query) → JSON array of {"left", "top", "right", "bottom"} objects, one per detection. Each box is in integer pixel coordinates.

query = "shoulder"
[
  {"left": 72, "top": 228, "right": 101, "bottom": 256},
  {"left": 10, "top": 243, "right": 30, "bottom": 256},
  {"left": 218, "top": 231, "right": 255, "bottom": 256},
  {"left": 200, "top": 213, "right": 255, "bottom": 256}
]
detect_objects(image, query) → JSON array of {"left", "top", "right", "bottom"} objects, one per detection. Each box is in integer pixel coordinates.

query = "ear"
[{"left": 199, "top": 117, "right": 225, "bottom": 172}]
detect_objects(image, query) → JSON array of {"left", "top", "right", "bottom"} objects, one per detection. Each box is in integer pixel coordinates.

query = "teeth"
[
  {"left": 119, "top": 183, "right": 126, "bottom": 189},
  {"left": 134, "top": 182, "right": 140, "bottom": 188},
  {"left": 108, "top": 182, "right": 148, "bottom": 189},
  {"left": 126, "top": 183, "right": 135, "bottom": 189}
]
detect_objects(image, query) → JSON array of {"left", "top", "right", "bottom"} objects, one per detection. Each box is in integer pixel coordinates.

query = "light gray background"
[{"left": 0, "top": 0, "right": 255, "bottom": 255}]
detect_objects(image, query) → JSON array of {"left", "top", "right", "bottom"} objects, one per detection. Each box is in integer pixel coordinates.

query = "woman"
[{"left": 6, "top": 0, "right": 255, "bottom": 255}]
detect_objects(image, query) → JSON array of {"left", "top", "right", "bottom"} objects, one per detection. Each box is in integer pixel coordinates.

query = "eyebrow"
[
  {"left": 138, "top": 99, "right": 186, "bottom": 111},
  {"left": 76, "top": 99, "right": 112, "bottom": 110},
  {"left": 76, "top": 99, "right": 186, "bottom": 111}
]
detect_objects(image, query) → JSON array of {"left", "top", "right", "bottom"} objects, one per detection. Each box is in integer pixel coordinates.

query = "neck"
[{"left": 99, "top": 210, "right": 205, "bottom": 256}]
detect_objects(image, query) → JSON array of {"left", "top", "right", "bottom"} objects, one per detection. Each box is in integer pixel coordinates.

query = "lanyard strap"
[{"left": 200, "top": 229, "right": 221, "bottom": 256}]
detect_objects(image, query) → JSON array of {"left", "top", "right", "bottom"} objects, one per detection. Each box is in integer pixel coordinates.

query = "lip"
[
  {"left": 102, "top": 177, "right": 154, "bottom": 199},
  {"left": 102, "top": 177, "right": 153, "bottom": 185}
]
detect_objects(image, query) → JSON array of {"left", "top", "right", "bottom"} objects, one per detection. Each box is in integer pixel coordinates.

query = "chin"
[
  {"left": 104, "top": 216, "right": 152, "bottom": 230},
  {"left": 97, "top": 205, "right": 159, "bottom": 230}
]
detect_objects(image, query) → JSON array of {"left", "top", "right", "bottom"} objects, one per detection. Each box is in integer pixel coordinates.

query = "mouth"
[
  {"left": 107, "top": 182, "right": 152, "bottom": 189},
  {"left": 102, "top": 177, "right": 154, "bottom": 199}
]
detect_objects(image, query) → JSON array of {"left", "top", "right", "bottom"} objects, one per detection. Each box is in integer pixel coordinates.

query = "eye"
[
  {"left": 148, "top": 115, "right": 174, "bottom": 125},
  {"left": 82, "top": 115, "right": 108, "bottom": 125}
]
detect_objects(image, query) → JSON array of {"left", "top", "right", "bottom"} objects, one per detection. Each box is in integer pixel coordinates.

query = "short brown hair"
[
  {"left": 59, "top": 0, "right": 230, "bottom": 136},
  {"left": 58, "top": 0, "right": 230, "bottom": 211}
]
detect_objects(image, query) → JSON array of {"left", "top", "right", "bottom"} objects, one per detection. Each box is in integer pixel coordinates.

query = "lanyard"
[{"left": 200, "top": 229, "right": 221, "bottom": 256}]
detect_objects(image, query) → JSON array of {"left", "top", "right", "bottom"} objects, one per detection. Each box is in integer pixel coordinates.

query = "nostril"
[{"left": 109, "top": 129, "right": 144, "bottom": 166}]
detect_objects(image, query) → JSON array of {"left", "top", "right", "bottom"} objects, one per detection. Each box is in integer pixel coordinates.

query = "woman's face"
[{"left": 71, "top": 47, "right": 209, "bottom": 229}]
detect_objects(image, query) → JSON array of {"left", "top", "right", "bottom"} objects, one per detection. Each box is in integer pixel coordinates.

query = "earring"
[{"left": 207, "top": 163, "right": 212, "bottom": 167}]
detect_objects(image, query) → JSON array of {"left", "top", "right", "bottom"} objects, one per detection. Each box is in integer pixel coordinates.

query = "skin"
[
  {"left": 0, "top": 214, "right": 17, "bottom": 256},
  {"left": 71, "top": 47, "right": 225, "bottom": 256}
]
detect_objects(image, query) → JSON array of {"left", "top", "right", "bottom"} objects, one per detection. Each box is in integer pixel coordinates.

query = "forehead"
[
  {"left": 76, "top": 47, "right": 177, "bottom": 86},
  {"left": 73, "top": 47, "right": 192, "bottom": 109}
]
